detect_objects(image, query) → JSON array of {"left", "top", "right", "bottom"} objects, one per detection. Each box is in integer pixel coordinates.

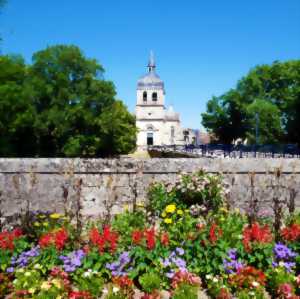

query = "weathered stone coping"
[{"left": 1, "top": 158, "right": 300, "bottom": 174}]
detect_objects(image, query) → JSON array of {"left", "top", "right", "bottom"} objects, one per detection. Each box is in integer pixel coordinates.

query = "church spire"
[{"left": 147, "top": 50, "right": 156, "bottom": 72}]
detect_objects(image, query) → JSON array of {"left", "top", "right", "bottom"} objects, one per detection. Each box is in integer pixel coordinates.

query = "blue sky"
[{"left": 1, "top": 0, "right": 299, "bottom": 129}]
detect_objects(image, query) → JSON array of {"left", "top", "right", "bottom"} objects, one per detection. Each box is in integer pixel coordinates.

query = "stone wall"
[{"left": 0, "top": 158, "right": 299, "bottom": 223}]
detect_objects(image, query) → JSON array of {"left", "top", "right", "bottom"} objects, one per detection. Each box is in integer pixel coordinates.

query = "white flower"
[
  {"left": 24, "top": 271, "right": 31, "bottom": 277},
  {"left": 279, "top": 261, "right": 285, "bottom": 267},
  {"left": 113, "top": 287, "right": 120, "bottom": 293},
  {"left": 205, "top": 274, "right": 212, "bottom": 280},
  {"left": 34, "top": 263, "right": 41, "bottom": 269},
  {"left": 212, "top": 277, "right": 219, "bottom": 283},
  {"left": 102, "top": 288, "right": 108, "bottom": 294},
  {"left": 252, "top": 281, "right": 259, "bottom": 287},
  {"left": 83, "top": 271, "right": 91, "bottom": 278}
]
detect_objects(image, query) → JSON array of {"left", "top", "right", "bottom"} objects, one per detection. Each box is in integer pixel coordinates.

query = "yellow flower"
[
  {"left": 219, "top": 207, "right": 228, "bottom": 213},
  {"left": 41, "top": 281, "right": 51, "bottom": 290},
  {"left": 136, "top": 202, "right": 144, "bottom": 208},
  {"left": 50, "top": 213, "right": 62, "bottom": 219},
  {"left": 52, "top": 278, "right": 62, "bottom": 289},
  {"left": 177, "top": 209, "right": 183, "bottom": 215},
  {"left": 34, "top": 222, "right": 40, "bottom": 227},
  {"left": 165, "top": 204, "right": 176, "bottom": 213},
  {"left": 161, "top": 212, "right": 166, "bottom": 218},
  {"left": 38, "top": 215, "right": 46, "bottom": 219},
  {"left": 123, "top": 204, "right": 129, "bottom": 211},
  {"left": 164, "top": 218, "right": 172, "bottom": 224}
]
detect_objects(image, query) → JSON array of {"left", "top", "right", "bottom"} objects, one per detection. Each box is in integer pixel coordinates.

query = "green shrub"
[
  {"left": 138, "top": 272, "right": 161, "bottom": 293},
  {"left": 172, "top": 283, "right": 198, "bottom": 299}
]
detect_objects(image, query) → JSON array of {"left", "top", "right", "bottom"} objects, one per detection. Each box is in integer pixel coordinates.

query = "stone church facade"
[{"left": 135, "top": 53, "right": 199, "bottom": 150}]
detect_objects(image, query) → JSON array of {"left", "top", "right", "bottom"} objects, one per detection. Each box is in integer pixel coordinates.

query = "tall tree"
[
  {"left": 202, "top": 60, "right": 300, "bottom": 144},
  {"left": 0, "top": 45, "right": 137, "bottom": 157}
]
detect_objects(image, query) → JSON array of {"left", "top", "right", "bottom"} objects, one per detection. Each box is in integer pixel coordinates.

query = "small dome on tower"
[
  {"left": 137, "top": 51, "right": 165, "bottom": 91},
  {"left": 165, "top": 105, "right": 180, "bottom": 121}
]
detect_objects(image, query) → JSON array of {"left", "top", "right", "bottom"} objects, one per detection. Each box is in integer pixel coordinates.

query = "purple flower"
[
  {"left": 173, "top": 258, "right": 186, "bottom": 269},
  {"left": 59, "top": 249, "right": 85, "bottom": 272},
  {"left": 175, "top": 247, "right": 185, "bottom": 256},
  {"left": 272, "top": 243, "right": 297, "bottom": 273},
  {"left": 228, "top": 249, "right": 237, "bottom": 260},
  {"left": 6, "top": 267, "right": 14, "bottom": 273},
  {"left": 9, "top": 246, "right": 40, "bottom": 271},
  {"left": 161, "top": 250, "right": 187, "bottom": 278},
  {"left": 166, "top": 271, "right": 175, "bottom": 278},
  {"left": 106, "top": 251, "right": 131, "bottom": 277},
  {"left": 274, "top": 244, "right": 297, "bottom": 260},
  {"left": 223, "top": 248, "right": 243, "bottom": 274},
  {"left": 161, "top": 257, "right": 171, "bottom": 267}
]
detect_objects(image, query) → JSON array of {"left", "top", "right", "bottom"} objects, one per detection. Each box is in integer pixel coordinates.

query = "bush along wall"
[{"left": 0, "top": 170, "right": 299, "bottom": 299}]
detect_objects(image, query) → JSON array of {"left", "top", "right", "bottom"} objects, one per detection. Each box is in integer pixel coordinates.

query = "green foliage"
[
  {"left": 111, "top": 210, "right": 145, "bottom": 245},
  {"left": 73, "top": 270, "right": 104, "bottom": 297},
  {"left": 172, "top": 283, "right": 198, "bottom": 299},
  {"left": 267, "top": 266, "right": 296, "bottom": 296},
  {"left": 138, "top": 272, "right": 161, "bottom": 293},
  {"left": 202, "top": 60, "right": 300, "bottom": 144},
  {"left": 148, "top": 170, "right": 227, "bottom": 216},
  {"left": 0, "top": 45, "right": 136, "bottom": 157}
]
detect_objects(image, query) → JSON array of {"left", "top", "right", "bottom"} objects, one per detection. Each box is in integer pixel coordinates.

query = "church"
[{"left": 135, "top": 52, "right": 199, "bottom": 150}]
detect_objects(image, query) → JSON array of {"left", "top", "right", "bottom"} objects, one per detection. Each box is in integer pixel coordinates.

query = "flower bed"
[{"left": 0, "top": 171, "right": 299, "bottom": 298}]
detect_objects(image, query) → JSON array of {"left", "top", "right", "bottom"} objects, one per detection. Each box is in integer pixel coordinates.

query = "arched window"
[
  {"left": 143, "top": 91, "right": 147, "bottom": 102},
  {"left": 152, "top": 92, "right": 158, "bottom": 102}
]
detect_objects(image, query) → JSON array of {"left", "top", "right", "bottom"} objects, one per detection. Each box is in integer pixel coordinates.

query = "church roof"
[{"left": 137, "top": 51, "right": 165, "bottom": 91}]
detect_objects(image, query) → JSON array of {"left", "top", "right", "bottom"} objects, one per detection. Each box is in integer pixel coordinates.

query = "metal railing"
[{"left": 148, "top": 144, "right": 300, "bottom": 158}]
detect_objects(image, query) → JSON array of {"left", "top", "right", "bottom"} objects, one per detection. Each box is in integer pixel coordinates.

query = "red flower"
[
  {"left": 171, "top": 270, "right": 201, "bottom": 289},
  {"left": 229, "top": 266, "right": 266, "bottom": 289},
  {"left": 112, "top": 275, "right": 133, "bottom": 288},
  {"left": 242, "top": 222, "right": 272, "bottom": 252},
  {"left": 0, "top": 229, "right": 23, "bottom": 251},
  {"left": 89, "top": 226, "right": 118, "bottom": 254},
  {"left": 39, "top": 233, "right": 52, "bottom": 248},
  {"left": 281, "top": 224, "right": 300, "bottom": 242},
  {"left": 277, "top": 283, "right": 296, "bottom": 299},
  {"left": 83, "top": 244, "right": 90, "bottom": 254},
  {"left": 103, "top": 226, "right": 111, "bottom": 241},
  {"left": 69, "top": 291, "right": 92, "bottom": 299},
  {"left": 160, "top": 232, "right": 169, "bottom": 246},
  {"left": 145, "top": 228, "right": 156, "bottom": 250},
  {"left": 108, "top": 231, "right": 119, "bottom": 253},
  {"left": 209, "top": 222, "right": 222, "bottom": 244},
  {"left": 216, "top": 288, "right": 232, "bottom": 299},
  {"left": 12, "top": 228, "right": 23, "bottom": 237},
  {"left": 132, "top": 230, "right": 143, "bottom": 245},
  {"left": 55, "top": 229, "right": 68, "bottom": 250},
  {"left": 39, "top": 228, "right": 68, "bottom": 250}
]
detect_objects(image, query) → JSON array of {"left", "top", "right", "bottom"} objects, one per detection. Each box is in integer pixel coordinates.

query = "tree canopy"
[
  {"left": 0, "top": 45, "right": 137, "bottom": 157},
  {"left": 202, "top": 60, "right": 300, "bottom": 145}
]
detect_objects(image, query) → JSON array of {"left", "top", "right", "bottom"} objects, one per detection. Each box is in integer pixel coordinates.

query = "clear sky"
[{"left": 1, "top": 0, "right": 299, "bottom": 129}]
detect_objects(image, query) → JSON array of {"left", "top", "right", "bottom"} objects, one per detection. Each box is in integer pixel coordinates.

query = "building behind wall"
[{"left": 135, "top": 52, "right": 199, "bottom": 151}]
